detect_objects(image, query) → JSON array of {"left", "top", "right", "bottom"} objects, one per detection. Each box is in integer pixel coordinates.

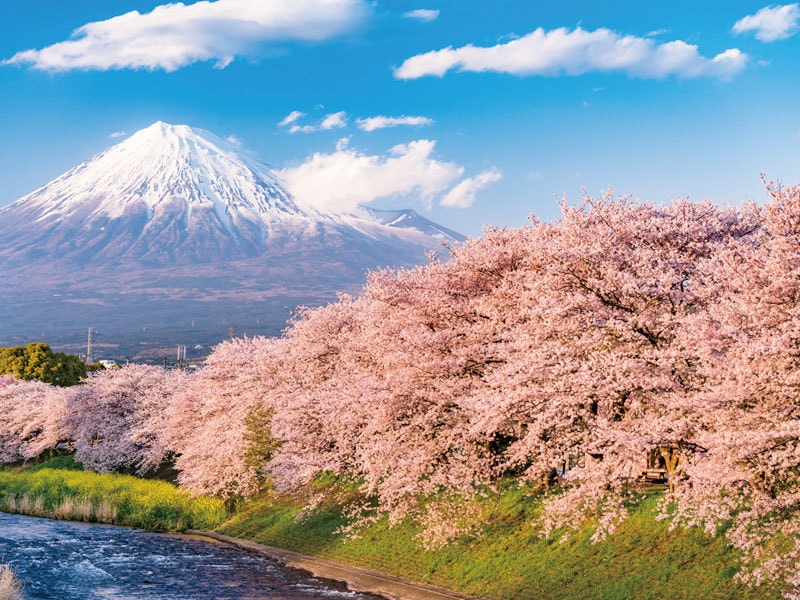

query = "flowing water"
[{"left": 0, "top": 512, "right": 386, "bottom": 599}]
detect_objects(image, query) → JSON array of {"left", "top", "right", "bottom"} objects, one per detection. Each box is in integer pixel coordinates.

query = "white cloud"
[
  {"left": 287, "top": 111, "right": 348, "bottom": 134},
  {"left": 3, "top": 0, "right": 369, "bottom": 72},
  {"left": 226, "top": 134, "right": 243, "bottom": 148},
  {"left": 394, "top": 26, "right": 748, "bottom": 80},
  {"left": 440, "top": 168, "right": 502, "bottom": 208},
  {"left": 276, "top": 139, "right": 464, "bottom": 213},
  {"left": 279, "top": 110, "right": 306, "bottom": 127},
  {"left": 733, "top": 4, "right": 800, "bottom": 41},
  {"left": 289, "top": 124, "right": 318, "bottom": 134},
  {"left": 356, "top": 115, "right": 434, "bottom": 131},
  {"left": 336, "top": 136, "right": 352, "bottom": 151},
  {"left": 109, "top": 130, "right": 127, "bottom": 138},
  {"left": 320, "top": 111, "right": 348, "bottom": 130},
  {"left": 403, "top": 9, "right": 440, "bottom": 22}
]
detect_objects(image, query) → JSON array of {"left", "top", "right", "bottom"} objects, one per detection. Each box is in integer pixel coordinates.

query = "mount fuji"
[{"left": 0, "top": 122, "right": 464, "bottom": 359}]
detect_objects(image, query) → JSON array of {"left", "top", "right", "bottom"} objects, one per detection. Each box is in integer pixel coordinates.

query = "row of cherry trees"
[{"left": 3, "top": 184, "right": 800, "bottom": 592}]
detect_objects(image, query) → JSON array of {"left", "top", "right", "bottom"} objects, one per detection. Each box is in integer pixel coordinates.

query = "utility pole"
[{"left": 86, "top": 327, "right": 94, "bottom": 367}]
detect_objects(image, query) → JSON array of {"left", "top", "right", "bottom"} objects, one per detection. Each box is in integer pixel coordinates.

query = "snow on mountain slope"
[
  {"left": 0, "top": 121, "right": 469, "bottom": 352},
  {"left": 0, "top": 122, "right": 463, "bottom": 267},
  {"left": 17, "top": 122, "right": 296, "bottom": 221},
  {"left": 358, "top": 206, "right": 465, "bottom": 242}
]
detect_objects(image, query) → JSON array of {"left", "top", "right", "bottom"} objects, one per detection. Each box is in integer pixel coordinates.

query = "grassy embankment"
[
  {"left": 0, "top": 457, "right": 788, "bottom": 600},
  {"left": 217, "top": 476, "right": 786, "bottom": 600},
  {"left": 0, "top": 455, "right": 226, "bottom": 531}
]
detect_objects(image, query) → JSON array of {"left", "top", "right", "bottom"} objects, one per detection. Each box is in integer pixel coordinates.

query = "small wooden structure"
[
  {"left": 641, "top": 447, "right": 669, "bottom": 483},
  {"left": 555, "top": 442, "right": 705, "bottom": 492},
  {"left": 639, "top": 442, "right": 706, "bottom": 491}
]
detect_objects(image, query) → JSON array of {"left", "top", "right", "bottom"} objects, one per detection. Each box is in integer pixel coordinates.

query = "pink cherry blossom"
[
  {"left": 64, "top": 364, "right": 188, "bottom": 473},
  {"left": 0, "top": 377, "right": 68, "bottom": 462}
]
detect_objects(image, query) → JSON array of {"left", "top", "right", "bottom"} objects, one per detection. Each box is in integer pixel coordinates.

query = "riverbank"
[
  {"left": 213, "top": 480, "right": 786, "bottom": 600},
  {"left": 0, "top": 455, "right": 226, "bottom": 531},
  {"left": 189, "top": 530, "right": 476, "bottom": 600},
  {"left": 0, "top": 458, "right": 788, "bottom": 600}
]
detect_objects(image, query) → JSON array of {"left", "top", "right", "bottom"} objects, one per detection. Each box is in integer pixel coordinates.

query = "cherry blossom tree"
[
  {"left": 662, "top": 182, "right": 800, "bottom": 592},
  {"left": 503, "top": 193, "right": 756, "bottom": 537},
  {"left": 166, "top": 337, "right": 280, "bottom": 499},
  {"left": 64, "top": 364, "right": 187, "bottom": 473},
  {"left": 262, "top": 191, "right": 754, "bottom": 544},
  {"left": 0, "top": 376, "right": 69, "bottom": 463}
]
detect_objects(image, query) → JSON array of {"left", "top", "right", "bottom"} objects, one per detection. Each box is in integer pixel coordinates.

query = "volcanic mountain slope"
[
  {"left": 0, "top": 121, "right": 462, "bottom": 266},
  {"left": 0, "top": 122, "right": 465, "bottom": 355}
]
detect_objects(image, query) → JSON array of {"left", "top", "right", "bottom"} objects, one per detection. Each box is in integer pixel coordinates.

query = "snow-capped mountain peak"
[
  {"left": 0, "top": 121, "right": 467, "bottom": 352},
  {"left": 0, "top": 121, "right": 463, "bottom": 266},
  {"left": 357, "top": 206, "right": 465, "bottom": 242},
  {"left": 16, "top": 121, "right": 296, "bottom": 223}
]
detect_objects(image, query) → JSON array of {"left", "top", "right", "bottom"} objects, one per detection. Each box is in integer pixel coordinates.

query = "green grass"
[
  {"left": 0, "top": 459, "right": 789, "bottom": 599},
  {"left": 0, "top": 456, "right": 227, "bottom": 531},
  {"left": 216, "top": 480, "right": 786, "bottom": 600}
]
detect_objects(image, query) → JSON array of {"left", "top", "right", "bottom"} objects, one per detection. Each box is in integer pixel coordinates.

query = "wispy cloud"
[
  {"left": 277, "top": 139, "right": 463, "bottom": 213},
  {"left": 440, "top": 168, "right": 502, "bottom": 208},
  {"left": 279, "top": 110, "right": 306, "bottom": 127},
  {"left": 109, "top": 130, "right": 127, "bottom": 139},
  {"left": 3, "top": 0, "right": 370, "bottom": 72},
  {"left": 319, "top": 111, "right": 348, "bottom": 130},
  {"left": 356, "top": 115, "right": 434, "bottom": 131},
  {"left": 403, "top": 9, "right": 440, "bottom": 23},
  {"left": 733, "top": 3, "right": 800, "bottom": 41},
  {"left": 394, "top": 26, "right": 747, "bottom": 80},
  {"left": 283, "top": 111, "right": 348, "bottom": 134}
]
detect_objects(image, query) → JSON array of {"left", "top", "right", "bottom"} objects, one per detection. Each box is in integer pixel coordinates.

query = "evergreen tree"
[{"left": 0, "top": 342, "right": 86, "bottom": 386}]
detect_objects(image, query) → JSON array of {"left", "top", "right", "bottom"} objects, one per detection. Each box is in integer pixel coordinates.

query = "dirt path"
[{"left": 186, "top": 530, "right": 482, "bottom": 600}]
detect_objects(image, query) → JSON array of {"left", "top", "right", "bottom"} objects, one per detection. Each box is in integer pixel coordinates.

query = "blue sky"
[{"left": 1, "top": 1, "right": 799, "bottom": 236}]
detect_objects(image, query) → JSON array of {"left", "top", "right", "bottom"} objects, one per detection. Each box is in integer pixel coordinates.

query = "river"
[{"left": 0, "top": 512, "right": 386, "bottom": 599}]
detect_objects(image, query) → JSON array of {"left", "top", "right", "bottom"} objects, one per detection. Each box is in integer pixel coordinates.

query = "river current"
[{"left": 0, "top": 512, "right": 386, "bottom": 599}]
